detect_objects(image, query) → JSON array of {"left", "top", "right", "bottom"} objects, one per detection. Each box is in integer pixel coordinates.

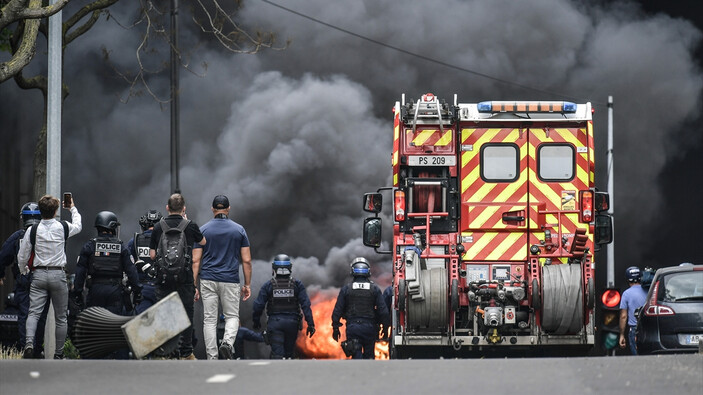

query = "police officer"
[
  {"left": 126, "top": 210, "right": 162, "bottom": 314},
  {"left": 0, "top": 203, "right": 49, "bottom": 358},
  {"left": 252, "top": 254, "right": 315, "bottom": 359},
  {"left": 72, "top": 211, "right": 142, "bottom": 315},
  {"left": 331, "top": 257, "right": 390, "bottom": 359}
]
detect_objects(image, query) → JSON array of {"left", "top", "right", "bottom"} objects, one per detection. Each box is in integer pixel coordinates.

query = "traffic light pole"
[
  {"left": 45, "top": 0, "right": 63, "bottom": 359},
  {"left": 170, "top": 0, "right": 180, "bottom": 194},
  {"left": 606, "top": 96, "right": 615, "bottom": 288}
]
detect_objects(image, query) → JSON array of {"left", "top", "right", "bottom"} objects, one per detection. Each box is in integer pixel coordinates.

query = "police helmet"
[
  {"left": 350, "top": 257, "right": 371, "bottom": 277},
  {"left": 139, "top": 209, "right": 162, "bottom": 231},
  {"left": 95, "top": 211, "right": 120, "bottom": 232},
  {"left": 272, "top": 254, "right": 293, "bottom": 277},
  {"left": 20, "top": 202, "right": 41, "bottom": 229},
  {"left": 625, "top": 266, "right": 641, "bottom": 282}
]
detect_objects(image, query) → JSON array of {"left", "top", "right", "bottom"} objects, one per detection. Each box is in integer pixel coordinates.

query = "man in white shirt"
[{"left": 17, "top": 194, "right": 82, "bottom": 359}]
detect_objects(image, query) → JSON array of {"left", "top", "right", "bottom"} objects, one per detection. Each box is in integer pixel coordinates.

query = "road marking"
[
  {"left": 249, "top": 361, "right": 270, "bottom": 366},
  {"left": 206, "top": 374, "right": 235, "bottom": 383},
  {"left": 30, "top": 371, "right": 40, "bottom": 378}
]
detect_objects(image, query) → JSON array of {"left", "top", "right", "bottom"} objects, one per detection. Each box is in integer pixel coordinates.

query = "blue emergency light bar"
[{"left": 478, "top": 101, "right": 577, "bottom": 113}]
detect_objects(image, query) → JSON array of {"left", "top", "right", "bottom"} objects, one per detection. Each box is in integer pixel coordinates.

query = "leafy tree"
[{"left": 1, "top": 0, "right": 281, "bottom": 198}]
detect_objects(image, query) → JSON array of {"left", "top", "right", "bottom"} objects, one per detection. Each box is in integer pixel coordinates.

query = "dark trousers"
[
  {"left": 266, "top": 315, "right": 299, "bottom": 359},
  {"left": 87, "top": 283, "right": 123, "bottom": 315},
  {"left": 346, "top": 320, "right": 377, "bottom": 359},
  {"left": 134, "top": 281, "right": 156, "bottom": 315},
  {"left": 15, "top": 273, "right": 49, "bottom": 352},
  {"left": 156, "top": 281, "right": 195, "bottom": 356},
  {"left": 232, "top": 326, "right": 265, "bottom": 359}
]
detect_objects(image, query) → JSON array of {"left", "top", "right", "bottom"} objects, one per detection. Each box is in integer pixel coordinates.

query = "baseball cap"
[{"left": 212, "top": 195, "right": 230, "bottom": 209}]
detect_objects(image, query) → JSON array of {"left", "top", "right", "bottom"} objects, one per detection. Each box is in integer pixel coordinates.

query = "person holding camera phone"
[{"left": 17, "top": 194, "right": 82, "bottom": 359}]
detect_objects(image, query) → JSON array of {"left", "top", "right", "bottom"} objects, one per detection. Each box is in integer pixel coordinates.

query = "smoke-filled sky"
[{"left": 1, "top": 0, "right": 702, "bottom": 295}]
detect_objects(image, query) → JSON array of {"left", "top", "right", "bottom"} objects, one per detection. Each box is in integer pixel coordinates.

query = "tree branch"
[
  {"left": 64, "top": 0, "right": 118, "bottom": 32},
  {"left": 65, "top": 10, "right": 101, "bottom": 45},
  {"left": 0, "top": 0, "right": 69, "bottom": 29},
  {"left": 0, "top": 0, "right": 41, "bottom": 84}
]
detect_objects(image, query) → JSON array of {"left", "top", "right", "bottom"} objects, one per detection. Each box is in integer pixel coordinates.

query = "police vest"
[
  {"left": 89, "top": 237, "right": 123, "bottom": 279},
  {"left": 268, "top": 277, "right": 299, "bottom": 314},
  {"left": 345, "top": 281, "right": 376, "bottom": 320},
  {"left": 134, "top": 232, "right": 153, "bottom": 270}
]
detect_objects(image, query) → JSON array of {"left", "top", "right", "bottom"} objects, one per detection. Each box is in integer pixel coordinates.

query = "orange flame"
[{"left": 296, "top": 289, "right": 389, "bottom": 360}]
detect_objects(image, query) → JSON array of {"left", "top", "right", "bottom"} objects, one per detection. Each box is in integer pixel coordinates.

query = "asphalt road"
[{"left": 1, "top": 354, "right": 701, "bottom": 395}]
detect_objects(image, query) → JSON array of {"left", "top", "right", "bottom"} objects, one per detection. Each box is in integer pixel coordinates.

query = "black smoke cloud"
[{"left": 1, "top": 0, "right": 702, "bottom": 293}]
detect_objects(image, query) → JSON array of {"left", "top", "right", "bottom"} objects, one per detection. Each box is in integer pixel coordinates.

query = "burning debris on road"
[{"left": 295, "top": 289, "right": 388, "bottom": 360}]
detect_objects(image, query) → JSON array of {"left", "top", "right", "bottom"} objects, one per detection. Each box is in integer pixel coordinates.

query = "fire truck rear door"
[
  {"left": 526, "top": 124, "right": 592, "bottom": 262},
  {"left": 459, "top": 126, "right": 529, "bottom": 261}
]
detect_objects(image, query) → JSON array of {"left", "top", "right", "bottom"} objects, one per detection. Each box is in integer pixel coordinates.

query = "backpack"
[
  {"left": 155, "top": 218, "right": 191, "bottom": 284},
  {"left": 28, "top": 221, "right": 69, "bottom": 271},
  {"left": 641, "top": 268, "right": 656, "bottom": 291}
]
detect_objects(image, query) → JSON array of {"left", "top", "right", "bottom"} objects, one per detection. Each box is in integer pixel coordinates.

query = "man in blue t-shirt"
[
  {"left": 619, "top": 266, "right": 648, "bottom": 355},
  {"left": 193, "top": 195, "right": 252, "bottom": 360}
]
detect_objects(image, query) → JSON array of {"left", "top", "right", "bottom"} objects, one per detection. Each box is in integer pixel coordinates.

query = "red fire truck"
[{"left": 362, "top": 93, "right": 613, "bottom": 358}]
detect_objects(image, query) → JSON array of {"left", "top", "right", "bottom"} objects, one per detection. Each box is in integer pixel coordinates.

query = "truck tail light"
[
  {"left": 394, "top": 190, "right": 406, "bottom": 221},
  {"left": 579, "top": 190, "right": 593, "bottom": 223},
  {"left": 644, "top": 281, "right": 675, "bottom": 316}
]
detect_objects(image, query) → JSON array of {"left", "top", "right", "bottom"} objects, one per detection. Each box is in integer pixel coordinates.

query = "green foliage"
[
  {"left": 0, "top": 28, "right": 12, "bottom": 53},
  {"left": 63, "top": 338, "right": 80, "bottom": 359}
]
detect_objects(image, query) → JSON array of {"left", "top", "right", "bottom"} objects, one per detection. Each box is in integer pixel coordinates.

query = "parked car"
[{"left": 635, "top": 264, "right": 703, "bottom": 355}]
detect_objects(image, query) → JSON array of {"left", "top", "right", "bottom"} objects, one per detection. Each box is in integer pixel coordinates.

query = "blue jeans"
[
  {"left": 628, "top": 325, "right": 637, "bottom": 355},
  {"left": 25, "top": 268, "right": 69, "bottom": 357}
]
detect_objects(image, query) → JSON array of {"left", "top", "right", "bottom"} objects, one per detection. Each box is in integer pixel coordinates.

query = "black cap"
[{"left": 212, "top": 195, "right": 230, "bottom": 209}]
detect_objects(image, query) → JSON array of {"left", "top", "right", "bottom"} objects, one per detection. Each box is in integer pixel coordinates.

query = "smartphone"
[{"left": 63, "top": 192, "right": 73, "bottom": 209}]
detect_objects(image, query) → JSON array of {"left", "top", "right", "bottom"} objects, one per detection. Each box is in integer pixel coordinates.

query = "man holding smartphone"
[{"left": 17, "top": 194, "right": 82, "bottom": 359}]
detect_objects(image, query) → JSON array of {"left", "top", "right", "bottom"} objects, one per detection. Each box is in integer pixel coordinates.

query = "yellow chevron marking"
[
  {"left": 576, "top": 163, "right": 588, "bottom": 186},
  {"left": 546, "top": 213, "right": 558, "bottom": 224},
  {"left": 462, "top": 150, "right": 474, "bottom": 170},
  {"left": 469, "top": 182, "right": 496, "bottom": 203},
  {"left": 487, "top": 232, "right": 523, "bottom": 260},
  {"left": 392, "top": 151, "right": 398, "bottom": 166},
  {"left": 468, "top": 232, "right": 493, "bottom": 256},
  {"left": 461, "top": 163, "right": 480, "bottom": 194},
  {"left": 461, "top": 128, "right": 475, "bottom": 143},
  {"left": 410, "top": 129, "right": 436, "bottom": 146},
  {"left": 471, "top": 206, "right": 501, "bottom": 229},
  {"left": 394, "top": 173, "right": 398, "bottom": 186},
  {"left": 553, "top": 128, "right": 582, "bottom": 147},
  {"left": 495, "top": 176, "right": 526, "bottom": 203},
  {"left": 394, "top": 124, "right": 399, "bottom": 141},
  {"left": 510, "top": 244, "right": 528, "bottom": 260},
  {"left": 435, "top": 130, "right": 453, "bottom": 146}
]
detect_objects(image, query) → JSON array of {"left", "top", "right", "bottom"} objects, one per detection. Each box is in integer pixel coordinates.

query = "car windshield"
[{"left": 661, "top": 271, "right": 703, "bottom": 302}]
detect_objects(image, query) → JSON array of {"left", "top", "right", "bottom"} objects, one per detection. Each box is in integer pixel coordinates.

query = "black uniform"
[
  {"left": 332, "top": 278, "right": 389, "bottom": 359},
  {"left": 74, "top": 232, "right": 140, "bottom": 315},
  {"left": 252, "top": 277, "right": 314, "bottom": 359},
  {"left": 0, "top": 229, "right": 49, "bottom": 355},
  {"left": 127, "top": 229, "right": 156, "bottom": 314},
  {"left": 149, "top": 214, "right": 203, "bottom": 358}
]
